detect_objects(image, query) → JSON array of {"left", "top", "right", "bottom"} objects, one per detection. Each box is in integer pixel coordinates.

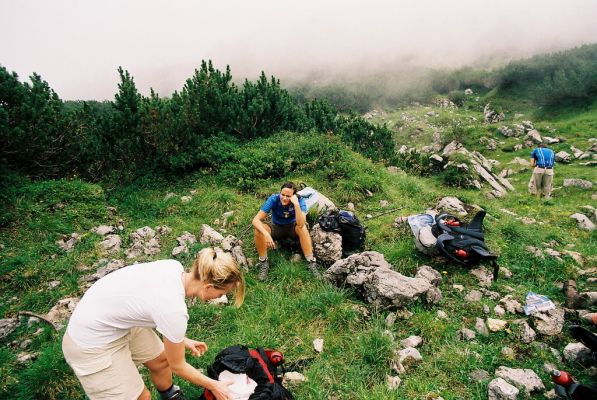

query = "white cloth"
[
  {"left": 67, "top": 260, "right": 188, "bottom": 348},
  {"left": 217, "top": 370, "right": 257, "bottom": 400}
]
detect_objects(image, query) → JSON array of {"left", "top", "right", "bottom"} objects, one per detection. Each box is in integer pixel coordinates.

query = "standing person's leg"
[
  {"left": 532, "top": 169, "right": 544, "bottom": 198},
  {"left": 543, "top": 170, "right": 554, "bottom": 198}
]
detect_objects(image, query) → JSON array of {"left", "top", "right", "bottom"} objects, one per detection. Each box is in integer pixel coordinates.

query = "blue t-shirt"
[
  {"left": 260, "top": 194, "right": 307, "bottom": 225},
  {"left": 531, "top": 147, "right": 555, "bottom": 168}
]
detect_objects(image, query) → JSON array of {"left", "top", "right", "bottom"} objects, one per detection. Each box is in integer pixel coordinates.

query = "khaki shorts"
[{"left": 62, "top": 328, "right": 164, "bottom": 400}]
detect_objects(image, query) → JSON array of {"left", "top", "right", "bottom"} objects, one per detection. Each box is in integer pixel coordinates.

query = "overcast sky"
[{"left": 2, "top": 0, "right": 597, "bottom": 100}]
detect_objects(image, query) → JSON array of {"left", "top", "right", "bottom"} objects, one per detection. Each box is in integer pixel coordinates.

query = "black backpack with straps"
[
  {"left": 432, "top": 210, "right": 500, "bottom": 280},
  {"left": 318, "top": 209, "right": 366, "bottom": 257}
]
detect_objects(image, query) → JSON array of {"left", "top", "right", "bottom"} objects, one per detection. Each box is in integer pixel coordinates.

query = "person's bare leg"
[
  {"left": 295, "top": 225, "right": 313, "bottom": 259},
  {"left": 144, "top": 352, "right": 172, "bottom": 392},
  {"left": 254, "top": 225, "right": 272, "bottom": 259}
]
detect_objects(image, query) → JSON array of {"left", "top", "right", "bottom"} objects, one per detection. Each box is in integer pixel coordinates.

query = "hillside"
[{"left": 1, "top": 48, "right": 596, "bottom": 400}]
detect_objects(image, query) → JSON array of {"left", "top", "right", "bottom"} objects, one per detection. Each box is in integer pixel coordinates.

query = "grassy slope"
[{"left": 0, "top": 103, "right": 596, "bottom": 399}]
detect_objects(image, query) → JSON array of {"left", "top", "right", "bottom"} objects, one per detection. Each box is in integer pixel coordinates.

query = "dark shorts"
[{"left": 268, "top": 223, "right": 299, "bottom": 240}]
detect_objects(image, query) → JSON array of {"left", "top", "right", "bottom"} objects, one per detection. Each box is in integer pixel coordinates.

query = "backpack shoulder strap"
[
  {"left": 467, "top": 210, "right": 486, "bottom": 232},
  {"left": 249, "top": 349, "right": 275, "bottom": 383}
]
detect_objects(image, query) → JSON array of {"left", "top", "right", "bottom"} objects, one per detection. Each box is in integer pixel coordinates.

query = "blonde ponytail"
[{"left": 191, "top": 247, "right": 245, "bottom": 307}]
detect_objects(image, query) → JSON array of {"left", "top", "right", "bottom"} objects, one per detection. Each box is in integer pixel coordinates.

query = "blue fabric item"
[
  {"left": 260, "top": 194, "right": 307, "bottom": 225},
  {"left": 531, "top": 147, "right": 555, "bottom": 168}
]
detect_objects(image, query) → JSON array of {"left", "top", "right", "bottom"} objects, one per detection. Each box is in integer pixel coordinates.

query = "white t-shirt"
[{"left": 67, "top": 259, "right": 188, "bottom": 348}]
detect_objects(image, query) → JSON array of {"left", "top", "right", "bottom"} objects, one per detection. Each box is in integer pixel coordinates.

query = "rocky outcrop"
[{"left": 310, "top": 223, "right": 342, "bottom": 264}]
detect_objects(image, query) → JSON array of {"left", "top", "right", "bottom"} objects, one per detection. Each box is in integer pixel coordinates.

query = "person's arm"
[
  {"left": 530, "top": 149, "right": 537, "bottom": 167},
  {"left": 291, "top": 195, "right": 306, "bottom": 228},
  {"left": 252, "top": 210, "right": 275, "bottom": 249},
  {"left": 163, "top": 337, "right": 232, "bottom": 400}
]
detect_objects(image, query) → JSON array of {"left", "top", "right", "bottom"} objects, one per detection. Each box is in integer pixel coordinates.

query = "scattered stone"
[
  {"left": 470, "top": 267, "right": 494, "bottom": 287},
  {"left": 199, "top": 224, "right": 224, "bottom": 245},
  {"left": 46, "top": 297, "right": 79, "bottom": 328},
  {"left": 487, "top": 318, "right": 508, "bottom": 332},
  {"left": 483, "top": 305, "right": 491, "bottom": 315},
  {"left": 555, "top": 151, "right": 572, "bottom": 163},
  {"left": 495, "top": 366, "right": 545, "bottom": 395},
  {"left": 84, "top": 259, "right": 125, "bottom": 284},
  {"left": 465, "top": 290, "right": 483, "bottom": 302},
  {"left": 520, "top": 217, "right": 536, "bottom": 225},
  {"left": 570, "top": 213, "right": 595, "bottom": 231},
  {"left": 387, "top": 166, "right": 400, "bottom": 174},
  {"left": 436, "top": 196, "right": 467, "bottom": 216},
  {"left": 290, "top": 253, "right": 302, "bottom": 263},
  {"left": 400, "top": 336, "right": 423, "bottom": 348},
  {"left": 125, "top": 227, "right": 161, "bottom": 258},
  {"left": 346, "top": 202, "right": 355, "bottom": 211},
  {"left": 488, "top": 377, "right": 519, "bottom": 400},
  {"left": 484, "top": 104, "right": 505, "bottom": 124},
  {"left": 56, "top": 233, "right": 82, "bottom": 252},
  {"left": 392, "top": 347, "right": 423, "bottom": 373},
  {"left": 180, "top": 195, "right": 192, "bottom": 203},
  {"left": 469, "top": 369, "right": 490, "bottom": 382},
  {"left": 311, "top": 224, "right": 342, "bottom": 264},
  {"left": 324, "top": 252, "right": 434, "bottom": 309},
  {"left": 480, "top": 289, "right": 500, "bottom": 300},
  {"left": 313, "top": 338, "right": 324, "bottom": 353},
  {"left": 563, "top": 342, "right": 592, "bottom": 364},
  {"left": 207, "top": 294, "right": 228, "bottom": 306},
  {"left": 385, "top": 312, "right": 396, "bottom": 328},
  {"left": 19, "top": 339, "right": 33, "bottom": 349},
  {"left": 459, "top": 328, "right": 476, "bottom": 341},
  {"left": 379, "top": 200, "right": 389, "bottom": 208},
  {"left": 395, "top": 309, "right": 414, "bottom": 320},
  {"left": 164, "top": 192, "right": 176, "bottom": 201},
  {"left": 415, "top": 265, "right": 442, "bottom": 286},
  {"left": 99, "top": 234, "right": 122, "bottom": 255},
  {"left": 92, "top": 225, "right": 114, "bottom": 236},
  {"left": 501, "top": 347, "right": 515, "bottom": 359},
  {"left": 0, "top": 318, "right": 19, "bottom": 340},
  {"left": 475, "top": 318, "right": 489, "bottom": 336},
  {"left": 525, "top": 130, "right": 542, "bottom": 144},
  {"left": 426, "top": 286, "right": 443, "bottom": 305},
  {"left": 532, "top": 308, "right": 565, "bottom": 336},
  {"left": 156, "top": 225, "right": 172, "bottom": 236},
  {"left": 519, "top": 321, "right": 536, "bottom": 344},
  {"left": 171, "top": 231, "right": 197, "bottom": 257},
  {"left": 284, "top": 371, "right": 307, "bottom": 384},
  {"left": 452, "top": 284, "right": 465, "bottom": 292},
  {"left": 494, "top": 305, "right": 506, "bottom": 317},
  {"left": 564, "top": 179, "right": 593, "bottom": 189},
  {"left": 16, "top": 352, "right": 39, "bottom": 363},
  {"left": 27, "top": 317, "right": 40, "bottom": 327},
  {"left": 500, "top": 296, "right": 523, "bottom": 314},
  {"left": 386, "top": 375, "right": 401, "bottom": 390},
  {"left": 436, "top": 310, "right": 448, "bottom": 320}
]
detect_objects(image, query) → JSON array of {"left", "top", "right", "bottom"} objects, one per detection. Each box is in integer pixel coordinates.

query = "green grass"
[{"left": 1, "top": 99, "right": 596, "bottom": 399}]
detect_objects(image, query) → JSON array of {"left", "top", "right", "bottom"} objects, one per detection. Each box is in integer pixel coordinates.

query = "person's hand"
[
  {"left": 183, "top": 338, "right": 208, "bottom": 357},
  {"left": 265, "top": 233, "right": 276, "bottom": 249},
  {"left": 209, "top": 379, "right": 234, "bottom": 400},
  {"left": 290, "top": 194, "right": 300, "bottom": 206}
]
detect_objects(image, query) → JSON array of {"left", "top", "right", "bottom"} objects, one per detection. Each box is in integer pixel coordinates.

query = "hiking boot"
[
  {"left": 161, "top": 385, "right": 187, "bottom": 400},
  {"left": 308, "top": 260, "right": 321, "bottom": 279},
  {"left": 257, "top": 258, "right": 270, "bottom": 281}
]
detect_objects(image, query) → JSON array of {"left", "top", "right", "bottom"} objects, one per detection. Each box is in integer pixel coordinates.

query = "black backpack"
[
  {"left": 432, "top": 210, "right": 499, "bottom": 280},
  {"left": 200, "top": 345, "right": 293, "bottom": 400},
  {"left": 318, "top": 210, "right": 366, "bottom": 257}
]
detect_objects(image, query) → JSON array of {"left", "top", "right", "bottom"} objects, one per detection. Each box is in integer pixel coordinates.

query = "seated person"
[{"left": 252, "top": 182, "right": 319, "bottom": 280}]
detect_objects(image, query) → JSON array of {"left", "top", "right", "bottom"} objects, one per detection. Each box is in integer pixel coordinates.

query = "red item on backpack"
[
  {"left": 551, "top": 370, "right": 575, "bottom": 387},
  {"left": 454, "top": 249, "right": 468, "bottom": 258}
]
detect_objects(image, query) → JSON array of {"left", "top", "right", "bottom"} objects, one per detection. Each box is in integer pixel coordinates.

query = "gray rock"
[
  {"left": 563, "top": 342, "right": 593, "bottom": 364},
  {"left": 386, "top": 375, "right": 401, "bottom": 390},
  {"left": 99, "top": 234, "right": 122, "bottom": 255},
  {"left": 436, "top": 310, "right": 448, "bottom": 319},
  {"left": 465, "top": 290, "right": 483, "bottom": 302},
  {"left": 379, "top": 200, "right": 389, "bottom": 208},
  {"left": 533, "top": 308, "right": 565, "bottom": 336},
  {"left": 488, "top": 377, "right": 519, "bottom": 400},
  {"left": 494, "top": 305, "right": 506, "bottom": 317},
  {"left": 564, "top": 179, "right": 593, "bottom": 189},
  {"left": 425, "top": 286, "right": 443, "bottom": 305},
  {"left": 164, "top": 192, "right": 176, "bottom": 201},
  {"left": 199, "top": 224, "right": 224, "bottom": 245},
  {"left": 56, "top": 233, "right": 82, "bottom": 252},
  {"left": 400, "top": 335, "right": 423, "bottom": 348},
  {"left": 470, "top": 267, "right": 494, "bottom": 287},
  {"left": 458, "top": 328, "right": 476, "bottom": 341},
  {"left": 519, "top": 321, "right": 536, "bottom": 344},
  {"left": 501, "top": 347, "right": 515, "bottom": 358},
  {"left": 525, "top": 130, "right": 543, "bottom": 144},
  {"left": 495, "top": 366, "right": 545, "bottom": 395},
  {"left": 385, "top": 312, "right": 396, "bottom": 328},
  {"left": 0, "top": 318, "right": 19, "bottom": 340},
  {"left": 284, "top": 371, "right": 307, "bottom": 384},
  {"left": 484, "top": 104, "right": 505, "bottom": 124},
  {"left": 311, "top": 224, "right": 342, "bottom": 264},
  {"left": 92, "top": 225, "right": 115, "bottom": 236},
  {"left": 436, "top": 196, "right": 467, "bottom": 216},
  {"left": 500, "top": 295, "right": 523, "bottom": 314},
  {"left": 570, "top": 213, "right": 595, "bottom": 231},
  {"left": 46, "top": 297, "right": 79, "bottom": 328},
  {"left": 392, "top": 347, "right": 423, "bottom": 373},
  {"left": 487, "top": 318, "right": 508, "bottom": 332},
  {"left": 475, "top": 318, "right": 489, "bottom": 336},
  {"left": 313, "top": 338, "right": 324, "bottom": 353},
  {"left": 555, "top": 151, "right": 572, "bottom": 163},
  {"left": 324, "top": 252, "right": 433, "bottom": 309},
  {"left": 85, "top": 259, "right": 125, "bottom": 283},
  {"left": 415, "top": 265, "right": 442, "bottom": 286}
]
